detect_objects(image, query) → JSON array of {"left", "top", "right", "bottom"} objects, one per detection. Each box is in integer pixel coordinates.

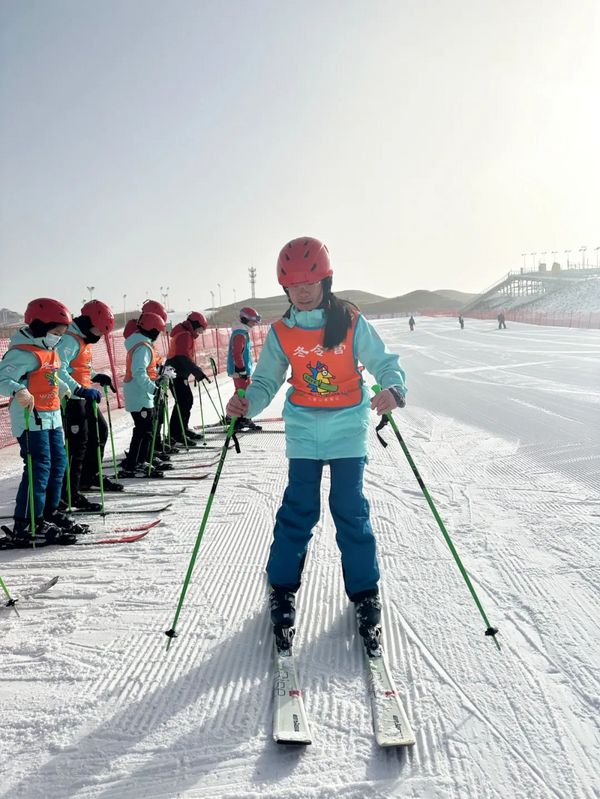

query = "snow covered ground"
[{"left": 1, "top": 316, "right": 599, "bottom": 799}]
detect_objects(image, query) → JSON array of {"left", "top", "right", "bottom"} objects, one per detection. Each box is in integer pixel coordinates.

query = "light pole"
[
  {"left": 87, "top": 286, "right": 95, "bottom": 300},
  {"left": 521, "top": 253, "right": 527, "bottom": 270},
  {"left": 210, "top": 290, "right": 215, "bottom": 309},
  {"left": 233, "top": 288, "right": 237, "bottom": 304},
  {"left": 564, "top": 250, "right": 571, "bottom": 268},
  {"left": 579, "top": 246, "right": 587, "bottom": 268},
  {"left": 530, "top": 252, "right": 536, "bottom": 270},
  {"left": 595, "top": 246, "right": 600, "bottom": 268},
  {"left": 123, "top": 294, "right": 127, "bottom": 322},
  {"left": 217, "top": 283, "right": 222, "bottom": 307},
  {"left": 551, "top": 250, "right": 558, "bottom": 265}
]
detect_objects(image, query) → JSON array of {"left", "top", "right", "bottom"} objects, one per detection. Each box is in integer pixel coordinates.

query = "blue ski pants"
[
  {"left": 15, "top": 428, "right": 67, "bottom": 521},
  {"left": 266, "top": 457, "right": 380, "bottom": 600}
]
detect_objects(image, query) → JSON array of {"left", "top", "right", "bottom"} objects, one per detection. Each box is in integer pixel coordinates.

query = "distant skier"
[
  {"left": 225, "top": 236, "right": 407, "bottom": 656},
  {"left": 165, "top": 311, "right": 210, "bottom": 445},
  {"left": 0, "top": 298, "right": 85, "bottom": 547},
  {"left": 497, "top": 312, "right": 507, "bottom": 330},
  {"left": 408, "top": 315, "right": 415, "bottom": 332},
  {"left": 226, "top": 306, "right": 262, "bottom": 431},
  {"left": 458, "top": 315, "right": 464, "bottom": 329}
]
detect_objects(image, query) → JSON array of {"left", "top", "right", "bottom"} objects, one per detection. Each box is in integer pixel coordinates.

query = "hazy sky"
[{"left": 1, "top": 0, "right": 599, "bottom": 315}]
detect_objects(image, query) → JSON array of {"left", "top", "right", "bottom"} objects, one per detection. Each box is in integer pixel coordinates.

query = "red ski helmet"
[
  {"left": 80, "top": 299, "right": 115, "bottom": 334},
  {"left": 239, "top": 306, "right": 261, "bottom": 323},
  {"left": 24, "top": 298, "right": 72, "bottom": 326},
  {"left": 187, "top": 311, "right": 208, "bottom": 329},
  {"left": 123, "top": 318, "right": 138, "bottom": 338},
  {"left": 276, "top": 237, "right": 332, "bottom": 287},
  {"left": 137, "top": 310, "right": 166, "bottom": 333},
  {"left": 141, "top": 299, "right": 168, "bottom": 322}
]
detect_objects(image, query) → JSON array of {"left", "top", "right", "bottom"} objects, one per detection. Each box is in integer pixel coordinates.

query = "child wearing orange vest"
[
  {"left": 226, "top": 238, "right": 407, "bottom": 652},
  {"left": 0, "top": 298, "right": 94, "bottom": 547},
  {"left": 57, "top": 299, "right": 119, "bottom": 509},
  {"left": 119, "top": 310, "right": 168, "bottom": 478}
]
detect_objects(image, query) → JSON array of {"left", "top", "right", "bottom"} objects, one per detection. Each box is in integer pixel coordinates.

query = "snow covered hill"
[{"left": 1, "top": 317, "right": 598, "bottom": 799}]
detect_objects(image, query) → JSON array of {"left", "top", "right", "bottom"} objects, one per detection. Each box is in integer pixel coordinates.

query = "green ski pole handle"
[
  {"left": 165, "top": 389, "right": 244, "bottom": 649},
  {"left": 372, "top": 385, "right": 499, "bottom": 649},
  {"left": 103, "top": 386, "right": 119, "bottom": 480},
  {"left": 92, "top": 400, "right": 106, "bottom": 515},
  {"left": 23, "top": 407, "right": 36, "bottom": 546}
]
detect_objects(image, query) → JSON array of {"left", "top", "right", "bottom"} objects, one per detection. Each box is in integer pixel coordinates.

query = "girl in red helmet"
[
  {"left": 118, "top": 310, "right": 168, "bottom": 478},
  {"left": 226, "top": 238, "right": 407, "bottom": 651},
  {"left": 226, "top": 305, "right": 262, "bottom": 431},
  {"left": 165, "top": 311, "right": 210, "bottom": 445},
  {"left": 57, "top": 299, "right": 121, "bottom": 508},
  {"left": 0, "top": 298, "right": 89, "bottom": 547}
]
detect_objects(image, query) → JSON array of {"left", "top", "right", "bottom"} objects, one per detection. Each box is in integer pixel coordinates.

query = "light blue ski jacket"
[
  {"left": 56, "top": 321, "right": 97, "bottom": 401},
  {"left": 246, "top": 307, "right": 406, "bottom": 460},
  {"left": 122, "top": 332, "right": 158, "bottom": 412},
  {"left": 0, "top": 327, "right": 78, "bottom": 437}
]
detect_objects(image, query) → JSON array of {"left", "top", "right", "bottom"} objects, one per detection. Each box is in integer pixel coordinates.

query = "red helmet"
[
  {"left": 240, "top": 306, "right": 261, "bottom": 323},
  {"left": 80, "top": 299, "right": 115, "bottom": 334},
  {"left": 276, "top": 237, "right": 332, "bottom": 287},
  {"left": 187, "top": 311, "right": 208, "bottom": 329},
  {"left": 138, "top": 310, "right": 166, "bottom": 333},
  {"left": 123, "top": 318, "right": 138, "bottom": 338},
  {"left": 24, "top": 298, "right": 72, "bottom": 326},
  {"left": 141, "top": 299, "right": 168, "bottom": 322}
]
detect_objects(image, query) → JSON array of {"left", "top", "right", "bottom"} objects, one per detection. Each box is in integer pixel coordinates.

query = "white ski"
[
  {"left": 273, "top": 645, "right": 312, "bottom": 745},
  {"left": 2, "top": 575, "right": 60, "bottom": 609},
  {"left": 364, "top": 650, "right": 416, "bottom": 747}
]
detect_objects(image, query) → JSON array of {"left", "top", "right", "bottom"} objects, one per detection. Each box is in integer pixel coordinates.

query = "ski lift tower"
[{"left": 249, "top": 266, "right": 257, "bottom": 299}]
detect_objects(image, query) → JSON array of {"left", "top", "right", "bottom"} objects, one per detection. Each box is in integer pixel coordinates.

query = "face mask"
[{"left": 44, "top": 333, "right": 62, "bottom": 348}]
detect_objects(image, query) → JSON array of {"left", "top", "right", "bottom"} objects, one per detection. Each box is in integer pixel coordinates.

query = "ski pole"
[
  {"left": 209, "top": 356, "right": 227, "bottom": 424},
  {"left": 372, "top": 385, "right": 500, "bottom": 649},
  {"left": 162, "top": 389, "right": 170, "bottom": 451},
  {"left": 0, "top": 576, "right": 20, "bottom": 618},
  {"left": 103, "top": 386, "right": 119, "bottom": 480},
  {"left": 196, "top": 381, "right": 207, "bottom": 446},
  {"left": 91, "top": 400, "right": 106, "bottom": 515},
  {"left": 147, "top": 388, "right": 164, "bottom": 476},
  {"left": 60, "top": 398, "right": 72, "bottom": 512},
  {"left": 165, "top": 389, "right": 243, "bottom": 649},
  {"left": 23, "top": 408, "right": 37, "bottom": 546},
  {"left": 201, "top": 379, "right": 227, "bottom": 429},
  {"left": 171, "top": 379, "right": 190, "bottom": 451}
]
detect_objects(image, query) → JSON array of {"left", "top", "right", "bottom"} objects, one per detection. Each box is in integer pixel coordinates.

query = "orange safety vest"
[
  {"left": 272, "top": 313, "right": 363, "bottom": 409},
  {"left": 64, "top": 330, "right": 93, "bottom": 387},
  {"left": 10, "top": 344, "right": 61, "bottom": 411},
  {"left": 124, "top": 341, "right": 159, "bottom": 382}
]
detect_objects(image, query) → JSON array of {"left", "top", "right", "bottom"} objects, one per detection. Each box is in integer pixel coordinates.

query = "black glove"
[
  {"left": 74, "top": 386, "right": 102, "bottom": 403},
  {"left": 195, "top": 368, "right": 211, "bottom": 383},
  {"left": 92, "top": 373, "right": 116, "bottom": 393},
  {"left": 234, "top": 366, "right": 249, "bottom": 378}
]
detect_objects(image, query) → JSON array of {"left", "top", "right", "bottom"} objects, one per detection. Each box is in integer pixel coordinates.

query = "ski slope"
[{"left": 0, "top": 316, "right": 599, "bottom": 799}]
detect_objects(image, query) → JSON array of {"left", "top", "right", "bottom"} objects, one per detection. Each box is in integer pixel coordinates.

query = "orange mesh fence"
[{"left": 0, "top": 324, "right": 270, "bottom": 448}]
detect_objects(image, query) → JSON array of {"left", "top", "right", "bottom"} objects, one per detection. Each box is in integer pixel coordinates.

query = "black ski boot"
[
  {"left": 45, "top": 509, "right": 90, "bottom": 537},
  {"left": 91, "top": 475, "right": 125, "bottom": 492},
  {"left": 39, "top": 518, "right": 78, "bottom": 545},
  {"left": 0, "top": 518, "right": 48, "bottom": 549},
  {"left": 152, "top": 458, "right": 173, "bottom": 470},
  {"left": 71, "top": 493, "right": 102, "bottom": 512},
  {"left": 184, "top": 429, "right": 203, "bottom": 441},
  {"left": 235, "top": 417, "right": 262, "bottom": 432},
  {"left": 270, "top": 587, "right": 296, "bottom": 652},
  {"left": 354, "top": 593, "right": 383, "bottom": 657}
]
